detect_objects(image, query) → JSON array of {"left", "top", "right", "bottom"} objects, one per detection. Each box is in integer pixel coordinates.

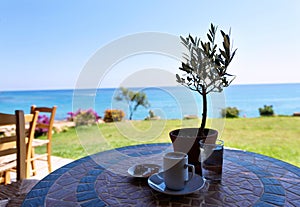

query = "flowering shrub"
[
  {"left": 35, "top": 115, "right": 50, "bottom": 137},
  {"left": 103, "top": 109, "right": 125, "bottom": 122},
  {"left": 67, "top": 109, "right": 100, "bottom": 126}
]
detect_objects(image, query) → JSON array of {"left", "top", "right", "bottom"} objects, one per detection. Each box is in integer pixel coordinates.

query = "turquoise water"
[
  {"left": 1, "top": 83, "right": 300, "bottom": 120},
  {"left": 224, "top": 83, "right": 300, "bottom": 117}
]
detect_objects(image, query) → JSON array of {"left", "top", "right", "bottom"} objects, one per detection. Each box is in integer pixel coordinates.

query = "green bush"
[
  {"left": 221, "top": 107, "right": 240, "bottom": 118},
  {"left": 144, "top": 110, "right": 160, "bottom": 120},
  {"left": 259, "top": 105, "right": 274, "bottom": 116},
  {"left": 103, "top": 109, "right": 125, "bottom": 122}
]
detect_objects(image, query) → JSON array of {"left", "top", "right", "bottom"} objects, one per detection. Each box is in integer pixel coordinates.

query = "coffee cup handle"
[{"left": 185, "top": 164, "right": 195, "bottom": 182}]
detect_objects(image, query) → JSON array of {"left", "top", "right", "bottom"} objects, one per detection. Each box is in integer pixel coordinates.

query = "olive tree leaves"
[{"left": 177, "top": 23, "right": 237, "bottom": 95}]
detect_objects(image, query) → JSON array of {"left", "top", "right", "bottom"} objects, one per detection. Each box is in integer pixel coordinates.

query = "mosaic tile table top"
[{"left": 22, "top": 143, "right": 300, "bottom": 207}]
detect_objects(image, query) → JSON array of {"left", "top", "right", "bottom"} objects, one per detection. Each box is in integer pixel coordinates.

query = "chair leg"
[
  {"left": 31, "top": 148, "right": 37, "bottom": 176},
  {"left": 4, "top": 171, "right": 11, "bottom": 185},
  {"left": 26, "top": 161, "right": 31, "bottom": 179},
  {"left": 26, "top": 144, "right": 31, "bottom": 178},
  {"left": 47, "top": 143, "right": 52, "bottom": 173}
]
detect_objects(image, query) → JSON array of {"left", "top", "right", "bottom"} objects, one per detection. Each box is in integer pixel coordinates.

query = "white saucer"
[
  {"left": 148, "top": 172, "right": 205, "bottom": 195},
  {"left": 128, "top": 164, "right": 162, "bottom": 178}
]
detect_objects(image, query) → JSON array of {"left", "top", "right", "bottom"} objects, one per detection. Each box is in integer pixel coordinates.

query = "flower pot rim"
[{"left": 169, "top": 128, "right": 218, "bottom": 135}]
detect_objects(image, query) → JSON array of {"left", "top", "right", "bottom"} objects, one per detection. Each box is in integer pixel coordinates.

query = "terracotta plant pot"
[{"left": 169, "top": 128, "right": 218, "bottom": 175}]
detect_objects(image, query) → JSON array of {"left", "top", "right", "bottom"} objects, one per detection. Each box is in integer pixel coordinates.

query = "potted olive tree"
[{"left": 169, "top": 23, "right": 237, "bottom": 174}]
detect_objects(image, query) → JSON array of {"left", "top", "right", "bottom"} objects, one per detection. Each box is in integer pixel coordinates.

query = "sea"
[{"left": 1, "top": 83, "right": 300, "bottom": 120}]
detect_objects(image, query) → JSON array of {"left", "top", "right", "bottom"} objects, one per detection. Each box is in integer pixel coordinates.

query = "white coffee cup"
[{"left": 163, "top": 152, "right": 195, "bottom": 190}]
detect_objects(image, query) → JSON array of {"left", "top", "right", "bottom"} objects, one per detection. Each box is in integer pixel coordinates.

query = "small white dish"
[
  {"left": 148, "top": 172, "right": 205, "bottom": 195},
  {"left": 128, "top": 164, "right": 162, "bottom": 178}
]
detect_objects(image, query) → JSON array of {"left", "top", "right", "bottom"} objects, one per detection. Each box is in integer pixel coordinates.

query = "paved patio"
[{"left": 10, "top": 155, "right": 74, "bottom": 181}]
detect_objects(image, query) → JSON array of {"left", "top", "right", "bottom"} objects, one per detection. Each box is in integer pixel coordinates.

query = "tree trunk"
[
  {"left": 199, "top": 88, "right": 207, "bottom": 137},
  {"left": 129, "top": 105, "right": 133, "bottom": 120}
]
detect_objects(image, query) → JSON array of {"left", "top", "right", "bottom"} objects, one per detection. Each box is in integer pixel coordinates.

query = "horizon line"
[{"left": 1, "top": 82, "right": 300, "bottom": 92}]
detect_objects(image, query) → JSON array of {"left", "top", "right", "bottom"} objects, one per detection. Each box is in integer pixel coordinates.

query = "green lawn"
[{"left": 36, "top": 117, "right": 300, "bottom": 167}]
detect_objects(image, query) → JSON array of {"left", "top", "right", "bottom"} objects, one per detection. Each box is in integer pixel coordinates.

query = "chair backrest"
[
  {"left": 25, "top": 111, "right": 39, "bottom": 145},
  {"left": 0, "top": 110, "right": 26, "bottom": 180},
  {"left": 30, "top": 106, "right": 57, "bottom": 139},
  {"left": 24, "top": 111, "right": 39, "bottom": 177}
]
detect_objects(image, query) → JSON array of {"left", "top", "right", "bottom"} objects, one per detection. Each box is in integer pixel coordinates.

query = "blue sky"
[{"left": 1, "top": 0, "right": 300, "bottom": 91}]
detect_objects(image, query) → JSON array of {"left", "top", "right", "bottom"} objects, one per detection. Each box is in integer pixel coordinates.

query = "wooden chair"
[
  {"left": 0, "top": 110, "right": 26, "bottom": 184},
  {"left": 29, "top": 105, "right": 57, "bottom": 175},
  {"left": 24, "top": 111, "right": 39, "bottom": 178},
  {"left": 0, "top": 111, "right": 39, "bottom": 183}
]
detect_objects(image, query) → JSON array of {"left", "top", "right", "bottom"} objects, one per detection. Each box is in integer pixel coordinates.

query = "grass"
[
  {"left": 222, "top": 117, "right": 300, "bottom": 167},
  {"left": 35, "top": 117, "right": 300, "bottom": 167}
]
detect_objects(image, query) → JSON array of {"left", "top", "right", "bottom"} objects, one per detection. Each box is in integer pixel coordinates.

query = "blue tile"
[
  {"left": 260, "top": 178, "right": 281, "bottom": 185},
  {"left": 80, "top": 176, "right": 97, "bottom": 183},
  {"left": 246, "top": 165, "right": 262, "bottom": 172},
  {"left": 261, "top": 193, "right": 285, "bottom": 206},
  {"left": 264, "top": 185, "right": 285, "bottom": 196},
  {"left": 253, "top": 170, "right": 271, "bottom": 177},
  {"left": 77, "top": 183, "right": 95, "bottom": 192},
  {"left": 77, "top": 191, "right": 97, "bottom": 202},
  {"left": 127, "top": 153, "right": 140, "bottom": 157},
  {"left": 140, "top": 151, "right": 152, "bottom": 155},
  {"left": 21, "top": 197, "right": 45, "bottom": 207},
  {"left": 253, "top": 201, "right": 276, "bottom": 207},
  {"left": 26, "top": 188, "right": 48, "bottom": 198},
  {"left": 88, "top": 169, "right": 103, "bottom": 176}
]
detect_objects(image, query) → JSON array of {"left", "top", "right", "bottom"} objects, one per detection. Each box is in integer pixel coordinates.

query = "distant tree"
[{"left": 115, "top": 87, "right": 150, "bottom": 120}]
